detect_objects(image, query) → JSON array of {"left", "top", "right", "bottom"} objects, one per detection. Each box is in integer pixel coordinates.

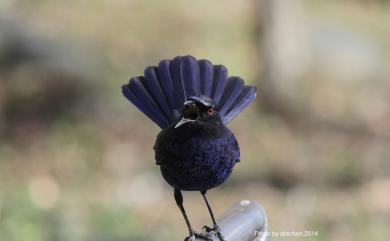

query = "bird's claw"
[
  {"left": 195, "top": 232, "right": 213, "bottom": 241},
  {"left": 202, "top": 225, "right": 225, "bottom": 241},
  {"left": 202, "top": 225, "right": 214, "bottom": 233},
  {"left": 184, "top": 234, "right": 196, "bottom": 241},
  {"left": 202, "top": 224, "right": 221, "bottom": 233},
  {"left": 185, "top": 231, "right": 213, "bottom": 241}
]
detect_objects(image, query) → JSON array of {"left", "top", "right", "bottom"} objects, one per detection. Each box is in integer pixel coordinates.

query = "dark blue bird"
[{"left": 122, "top": 55, "right": 257, "bottom": 241}]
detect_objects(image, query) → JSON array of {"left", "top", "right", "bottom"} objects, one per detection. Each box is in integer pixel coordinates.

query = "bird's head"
[{"left": 175, "top": 96, "right": 221, "bottom": 128}]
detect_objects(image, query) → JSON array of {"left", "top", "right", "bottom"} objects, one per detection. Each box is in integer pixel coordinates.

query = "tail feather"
[
  {"left": 211, "top": 65, "right": 228, "bottom": 104},
  {"left": 144, "top": 66, "right": 174, "bottom": 122},
  {"left": 181, "top": 56, "right": 201, "bottom": 97},
  {"left": 170, "top": 56, "right": 186, "bottom": 111},
  {"left": 199, "top": 59, "right": 214, "bottom": 97},
  {"left": 157, "top": 60, "right": 176, "bottom": 111},
  {"left": 122, "top": 55, "right": 257, "bottom": 129},
  {"left": 122, "top": 77, "right": 169, "bottom": 128},
  {"left": 223, "top": 86, "right": 257, "bottom": 124},
  {"left": 218, "top": 76, "right": 244, "bottom": 117}
]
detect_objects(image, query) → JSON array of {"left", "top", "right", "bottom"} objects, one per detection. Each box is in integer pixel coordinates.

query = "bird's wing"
[
  {"left": 122, "top": 55, "right": 257, "bottom": 129},
  {"left": 153, "top": 128, "right": 176, "bottom": 165}
]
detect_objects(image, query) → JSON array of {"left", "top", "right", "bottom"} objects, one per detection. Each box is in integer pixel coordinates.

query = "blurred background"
[{"left": 1, "top": 0, "right": 390, "bottom": 241}]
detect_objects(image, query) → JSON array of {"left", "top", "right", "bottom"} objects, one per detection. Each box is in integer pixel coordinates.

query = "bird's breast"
[{"left": 155, "top": 127, "right": 240, "bottom": 191}]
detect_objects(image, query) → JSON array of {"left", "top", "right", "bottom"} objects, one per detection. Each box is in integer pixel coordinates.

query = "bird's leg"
[
  {"left": 174, "top": 189, "right": 194, "bottom": 237},
  {"left": 174, "top": 189, "right": 212, "bottom": 241},
  {"left": 201, "top": 191, "right": 225, "bottom": 241}
]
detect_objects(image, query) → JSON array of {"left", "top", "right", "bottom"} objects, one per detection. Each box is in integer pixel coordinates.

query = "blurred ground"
[{"left": 1, "top": 1, "right": 390, "bottom": 241}]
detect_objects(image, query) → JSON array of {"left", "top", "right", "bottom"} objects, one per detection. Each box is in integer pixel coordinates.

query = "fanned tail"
[{"left": 122, "top": 55, "right": 257, "bottom": 129}]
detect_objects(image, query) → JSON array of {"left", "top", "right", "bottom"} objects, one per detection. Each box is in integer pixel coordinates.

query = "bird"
[{"left": 122, "top": 55, "right": 257, "bottom": 241}]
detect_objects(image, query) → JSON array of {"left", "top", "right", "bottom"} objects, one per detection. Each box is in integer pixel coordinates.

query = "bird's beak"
[{"left": 175, "top": 118, "right": 195, "bottom": 128}]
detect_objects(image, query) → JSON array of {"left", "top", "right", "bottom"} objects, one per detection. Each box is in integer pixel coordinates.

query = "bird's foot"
[
  {"left": 202, "top": 224, "right": 225, "bottom": 241},
  {"left": 184, "top": 234, "right": 196, "bottom": 241},
  {"left": 184, "top": 231, "right": 213, "bottom": 241}
]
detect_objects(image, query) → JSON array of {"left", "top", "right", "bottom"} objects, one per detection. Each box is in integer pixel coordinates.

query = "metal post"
[{"left": 195, "top": 200, "right": 270, "bottom": 241}]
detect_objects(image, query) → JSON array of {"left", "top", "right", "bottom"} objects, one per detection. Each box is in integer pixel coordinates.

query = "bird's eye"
[{"left": 207, "top": 108, "right": 215, "bottom": 116}]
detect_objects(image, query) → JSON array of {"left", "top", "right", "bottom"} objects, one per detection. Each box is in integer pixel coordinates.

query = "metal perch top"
[{"left": 195, "top": 200, "right": 269, "bottom": 241}]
